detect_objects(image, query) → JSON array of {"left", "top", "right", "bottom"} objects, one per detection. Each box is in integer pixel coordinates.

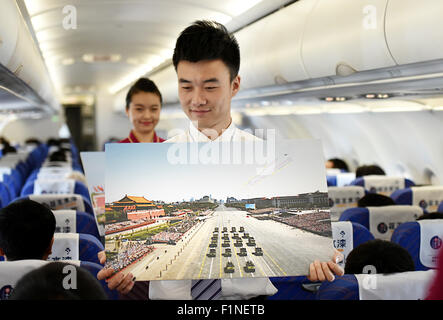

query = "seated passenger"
[
  {"left": 0, "top": 199, "right": 55, "bottom": 261},
  {"left": 1, "top": 143, "right": 17, "bottom": 155},
  {"left": 325, "top": 158, "right": 349, "bottom": 172},
  {"left": 357, "top": 193, "right": 395, "bottom": 207},
  {"left": 344, "top": 239, "right": 415, "bottom": 274},
  {"left": 355, "top": 165, "right": 385, "bottom": 178},
  {"left": 416, "top": 212, "right": 443, "bottom": 220},
  {"left": 9, "top": 262, "right": 107, "bottom": 300}
]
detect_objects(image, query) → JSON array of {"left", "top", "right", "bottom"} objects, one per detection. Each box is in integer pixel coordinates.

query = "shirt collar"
[
  {"left": 128, "top": 130, "right": 140, "bottom": 143},
  {"left": 129, "top": 130, "right": 162, "bottom": 143},
  {"left": 188, "top": 120, "right": 236, "bottom": 142}
]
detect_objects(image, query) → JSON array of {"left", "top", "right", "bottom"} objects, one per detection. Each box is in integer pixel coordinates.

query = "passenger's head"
[
  {"left": 9, "top": 262, "right": 108, "bottom": 300},
  {"left": 326, "top": 158, "right": 349, "bottom": 172},
  {"left": 344, "top": 239, "right": 415, "bottom": 274},
  {"left": 0, "top": 200, "right": 55, "bottom": 261},
  {"left": 356, "top": 165, "right": 385, "bottom": 178},
  {"left": 358, "top": 193, "right": 395, "bottom": 207},
  {"left": 49, "top": 150, "right": 67, "bottom": 162},
  {"left": 173, "top": 20, "right": 241, "bottom": 135},
  {"left": 1, "top": 144, "right": 17, "bottom": 155},
  {"left": 125, "top": 78, "right": 162, "bottom": 136},
  {"left": 417, "top": 212, "right": 443, "bottom": 220},
  {"left": 25, "top": 138, "right": 42, "bottom": 146}
]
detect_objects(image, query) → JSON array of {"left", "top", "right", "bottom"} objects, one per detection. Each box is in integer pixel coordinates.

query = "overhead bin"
[
  {"left": 385, "top": 0, "right": 443, "bottom": 65},
  {"left": 301, "top": 0, "right": 396, "bottom": 78},
  {"left": 235, "top": 0, "right": 315, "bottom": 90},
  {"left": 0, "top": 0, "right": 59, "bottom": 113}
]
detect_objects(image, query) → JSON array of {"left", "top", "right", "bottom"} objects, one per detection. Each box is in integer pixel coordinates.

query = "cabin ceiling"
[{"left": 20, "top": 0, "right": 294, "bottom": 97}]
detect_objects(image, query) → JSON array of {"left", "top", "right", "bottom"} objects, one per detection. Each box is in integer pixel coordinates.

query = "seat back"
[
  {"left": 0, "top": 260, "right": 48, "bottom": 300},
  {"left": 0, "top": 259, "right": 116, "bottom": 300},
  {"left": 351, "top": 175, "right": 415, "bottom": 196},
  {"left": 15, "top": 194, "right": 94, "bottom": 215},
  {"left": 327, "top": 172, "right": 356, "bottom": 187},
  {"left": 328, "top": 186, "right": 366, "bottom": 221},
  {"left": 392, "top": 186, "right": 443, "bottom": 213},
  {"left": 267, "top": 276, "right": 319, "bottom": 300},
  {"left": 53, "top": 210, "right": 101, "bottom": 240},
  {"left": 439, "top": 201, "right": 443, "bottom": 213},
  {"left": 332, "top": 221, "right": 374, "bottom": 267},
  {"left": 391, "top": 220, "right": 443, "bottom": 270},
  {"left": 340, "top": 205, "right": 423, "bottom": 240},
  {"left": 21, "top": 179, "right": 90, "bottom": 202},
  {"left": 317, "top": 270, "right": 435, "bottom": 300},
  {"left": 48, "top": 233, "right": 103, "bottom": 264}
]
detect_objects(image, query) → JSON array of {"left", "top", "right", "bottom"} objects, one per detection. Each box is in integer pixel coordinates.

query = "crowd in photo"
[
  {"left": 271, "top": 211, "right": 332, "bottom": 236},
  {"left": 152, "top": 218, "right": 198, "bottom": 242},
  {"left": 107, "top": 242, "right": 154, "bottom": 272}
]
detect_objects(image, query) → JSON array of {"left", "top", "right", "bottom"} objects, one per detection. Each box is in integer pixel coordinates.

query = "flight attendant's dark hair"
[
  {"left": 172, "top": 20, "right": 240, "bottom": 82},
  {"left": 125, "top": 78, "right": 163, "bottom": 110}
]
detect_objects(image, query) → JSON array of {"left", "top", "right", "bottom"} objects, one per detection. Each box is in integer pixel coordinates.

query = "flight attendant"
[{"left": 119, "top": 78, "right": 165, "bottom": 143}]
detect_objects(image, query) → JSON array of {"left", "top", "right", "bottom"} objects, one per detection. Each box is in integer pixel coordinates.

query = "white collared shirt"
[
  {"left": 150, "top": 121, "right": 277, "bottom": 300},
  {"left": 165, "top": 121, "right": 261, "bottom": 143}
]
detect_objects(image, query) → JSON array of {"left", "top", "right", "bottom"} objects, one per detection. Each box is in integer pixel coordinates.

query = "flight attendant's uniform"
[{"left": 118, "top": 130, "right": 165, "bottom": 143}]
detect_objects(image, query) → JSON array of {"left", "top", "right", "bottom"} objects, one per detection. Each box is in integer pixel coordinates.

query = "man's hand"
[
  {"left": 307, "top": 249, "right": 344, "bottom": 282},
  {"left": 97, "top": 250, "right": 135, "bottom": 295}
]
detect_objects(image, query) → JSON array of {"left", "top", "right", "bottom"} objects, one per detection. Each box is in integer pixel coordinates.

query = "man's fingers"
[
  {"left": 328, "top": 261, "right": 344, "bottom": 277},
  {"left": 314, "top": 260, "right": 325, "bottom": 281},
  {"left": 97, "top": 268, "right": 114, "bottom": 281},
  {"left": 116, "top": 273, "right": 135, "bottom": 294},
  {"left": 98, "top": 251, "right": 106, "bottom": 264},
  {"left": 307, "top": 262, "right": 317, "bottom": 281},
  {"left": 321, "top": 261, "right": 335, "bottom": 282},
  {"left": 118, "top": 274, "right": 135, "bottom": 295}
]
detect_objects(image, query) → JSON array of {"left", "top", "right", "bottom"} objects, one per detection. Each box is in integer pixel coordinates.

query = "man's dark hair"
[
  {"left": 417, "top": 212, "right": 443, "bottom": 220},
  {"left": 344, "top": 239, "right": 415, "bottom": 274},
  {"left": 0, "top": 200, "right": 55, "bottom": 261},
  {"left": 356, "top": 165, "right": 386, "bottom": 178},
  {"left": 358, "top": 193, "right": 395, "bottom": 207},
  {"left": 172, "top": 20, "right": 240, "bottom": 82},
  {"left": 9, "top": 262, "right": 108, "bottom": 300},
  {"left": 125, "top": 77, "right": 162, "bottom": 110},
  {"left": 327, "top": 158, "right": 349, "bottom": 172}
]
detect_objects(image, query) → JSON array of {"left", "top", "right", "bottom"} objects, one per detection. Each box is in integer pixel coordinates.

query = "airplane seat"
[
  {"left": 328, "top": 186, "right": 366, "bottom": 221},
  {"left": 350, "top": 175, "right": 415, "bottom": 196},
  {"left": 268, "top": 221, "right": 376, "bottom": 300},
  {"left": 20, "top": 179, "right": 91, "bottom": 203},
  {"left": 327, "top": 172, "right": 356, "bottom": 187},
  {"left": 0, "top": 169, "right": 22, "bottom": 197},
  {"left": 49, "top": 233, "right": 104, "bottom": 265},
  {"left": 391, "top": 186, "right": 443, "bottom": 213},
  {"left": 332, "top": 221, "right": 375, "bottom": 268},
  {"left": 267, "top": 276, "right": 319, "bottom": 300},
  {"left": 0, "top": 181, "right": 13, "bottom": 208},
  {"left": 391, "top": 220, "right": 443, "bottom": 271},
  {"left": 53, "top": 209, "right": 101, "bottom": 240},
  {"left": 316, "top": 270, "right": 435, "bottom": 300},
  {"left": 0, "top": 259, "right": 117, "bottom": 300},
  {"left": 339, "top": 205, "right": 423, "bottom": 240},
  {"left": 14, "top": 194, "right": 94, "bottom": 215},
  {"left": 0, "top": 259, "right": 48, "bottom": 300},
  {"left": 438, "top": 201, "right": 443, "bottom": 213}
]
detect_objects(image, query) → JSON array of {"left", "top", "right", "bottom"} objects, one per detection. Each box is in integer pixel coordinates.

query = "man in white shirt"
[{"left": 98, "top": 20, "right": 343, "bottom": 299}]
